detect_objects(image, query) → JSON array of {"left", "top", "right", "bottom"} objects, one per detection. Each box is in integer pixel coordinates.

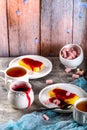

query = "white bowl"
[{"left": 59, "top": 44, "right": 84, "bottom": 69}]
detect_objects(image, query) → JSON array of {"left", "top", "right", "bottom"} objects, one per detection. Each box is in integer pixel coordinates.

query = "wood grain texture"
[
  {"left": 0, "top": 0, "right": 8, "bottom": 56},
  {"left": 41, "top": 0, "right": 73, "bottom": 56},
  {"left": 0, "top": 1, "right": 87, "bottom": 57},
  {"left": 73, "top": 0, "right": 87, "bottom": 57},
  {"left": 7, "top": 0, "right": 40, "bottom": 56}
]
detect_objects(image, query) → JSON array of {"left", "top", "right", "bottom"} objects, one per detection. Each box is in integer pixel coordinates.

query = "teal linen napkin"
[{"left": 0, "top": 77, "right": 87, "bottom": 130}]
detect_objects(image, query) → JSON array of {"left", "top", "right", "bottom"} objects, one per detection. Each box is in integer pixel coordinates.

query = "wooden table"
[{"left": 0, "top": 57, "right": 86, "bottom": 124}]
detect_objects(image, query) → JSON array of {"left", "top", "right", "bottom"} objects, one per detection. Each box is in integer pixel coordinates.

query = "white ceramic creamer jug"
[{"left": 8, "top": 81, "right": 34, "bottom": 109}]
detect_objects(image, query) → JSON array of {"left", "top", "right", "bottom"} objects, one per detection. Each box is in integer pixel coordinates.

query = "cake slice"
[
  {"left": 18, "top": 58, "right": 44, "bottom": 72},
  {"left": 48, "top": 87, "right": 79, "bottom": 105}
]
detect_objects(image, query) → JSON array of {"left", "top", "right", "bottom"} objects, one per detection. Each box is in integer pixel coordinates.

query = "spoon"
[{"left": 36, "top": 104, "right": 73, "bottom": 112}]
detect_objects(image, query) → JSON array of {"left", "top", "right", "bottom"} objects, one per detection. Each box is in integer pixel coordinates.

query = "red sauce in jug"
[{"left": 12, "top": 82, "right": 31, "bottom": 108}]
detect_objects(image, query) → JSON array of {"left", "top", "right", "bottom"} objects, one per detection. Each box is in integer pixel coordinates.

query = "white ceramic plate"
[
  {"left": 9, "top": 55, "right": 52, "bottom": 79},
  {"left": 39, "top": 83, "right": 87, "bottom": 113}
]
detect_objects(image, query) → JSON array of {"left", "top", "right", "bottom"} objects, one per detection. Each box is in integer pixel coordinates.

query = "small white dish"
[
  {"left": 39, "top": 83, "right": 87, "bottom": 113},
  {"left": 9, "top": 55, "right": 52, "bottom": 79},
  {"left": 59, "top": 44, "right": 84, "bottom": 69}
]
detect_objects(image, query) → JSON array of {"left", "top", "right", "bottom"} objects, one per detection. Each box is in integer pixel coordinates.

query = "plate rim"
[
  {"left": 9, "top": 55, "right": 52, "bottom": 79},
  {"left": 39, "top": 83, "right": 87, "bottom": 113}
]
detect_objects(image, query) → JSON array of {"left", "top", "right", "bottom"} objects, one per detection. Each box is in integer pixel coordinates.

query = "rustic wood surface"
[
  {"left": 7, "top": 0, "right": 40, "bottom": 56},
  {"left": 41, "top": 0, "right": 73, "bottom": 56},
  {"left": 0, "top": 57, "right": 86, "bottom": 125},
  {"left": 0, "top": 0, "right": 87, "bottom": 57},
  {"left": 0, "top": 0, "right": 8, "bottom": 56},
  {"left": 73, "top": 0, "right": 87, "bottom": 56}
]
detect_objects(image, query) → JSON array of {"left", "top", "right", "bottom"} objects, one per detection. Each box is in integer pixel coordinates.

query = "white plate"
[
  {"left": 39, "top": 83, "right": 87, "bottom": 113},
  {"left": 9, "top": 55, "right": 52, "bottom": 79}
]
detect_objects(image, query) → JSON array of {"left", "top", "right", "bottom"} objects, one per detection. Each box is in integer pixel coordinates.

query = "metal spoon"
[{"left": 36, "top": 104, "right": 73, "bottom": 112}]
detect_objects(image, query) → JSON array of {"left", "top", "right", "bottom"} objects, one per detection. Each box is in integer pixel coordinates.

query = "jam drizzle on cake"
[
  {"left": 48, "top": 87, "right": 79, "bottom": 107},
  {"left": 19, "top": 58, "right": 44, "bottom": 72}
]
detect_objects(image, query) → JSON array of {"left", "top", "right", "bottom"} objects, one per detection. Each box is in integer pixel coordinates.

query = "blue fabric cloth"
[{"left": 0, "top": 77, "right": 87, "bottom": 130}]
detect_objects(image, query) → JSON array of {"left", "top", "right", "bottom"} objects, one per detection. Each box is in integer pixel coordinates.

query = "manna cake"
[
  {"left": 19, "top": 58, "right": 44, "bottom": 72},
  {"left": 48, "top": 87, "right": 79, "bottom": 106}
]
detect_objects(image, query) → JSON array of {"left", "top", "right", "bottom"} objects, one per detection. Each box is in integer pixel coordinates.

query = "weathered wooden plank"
[
  {"left": 0, "top": 0, "right": 8, "bottom": 56},
  {"left": 73, "top": 0, "right": 87, "bottom": 56},
  {"left": 41, "top": 0, "right": 73, "bottom": 56},
  {"left": 7, "top": 0, "right": 40, "bottom": 56}
]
